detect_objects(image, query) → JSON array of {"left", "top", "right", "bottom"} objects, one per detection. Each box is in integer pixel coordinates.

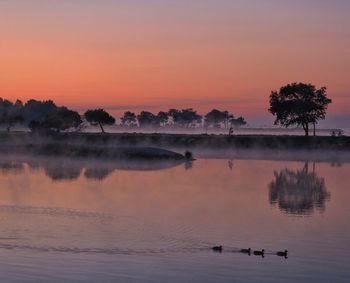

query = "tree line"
[
  {"left": 0, "top": 82, "right": 333, "bottom": 136},
  {"left": 0, "top": 98, "right": 247, "bottom": 133}
]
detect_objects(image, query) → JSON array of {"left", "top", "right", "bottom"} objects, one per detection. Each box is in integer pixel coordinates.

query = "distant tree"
[
  {"left": 181, "top": 108, "right": 202, "bottom": 128},
  {"left": 0, "top": 98, "right": 24, "bottom": 132},
  {"left": 204, "top": 109, "right": 228, "bottom": 128},
  {"left": 168, "top": 108, "right": 201, "bottom": 128},
  {"left": 121, "top": 111, "right": 137, "bottom": 127},
  {"left": 155, "top": 111, "right": 169, "bottom": 127},
  {"left": 167, "top": 109, "right": 181, "bottom": 126},
  {"left": 269, "top": 83, "right": 332, "bottom": 136},
  {"left": 43, "top": 108, "right": 82, "bottom": 133},
  {"left": 230, "top": 116, "right": 247, "bottom": 128},
  {"left": 137, "top": 111, "right": 156, "bottom": 128},
  {"left": 84, "top": 109, "right": 115, "bottom": 133}
]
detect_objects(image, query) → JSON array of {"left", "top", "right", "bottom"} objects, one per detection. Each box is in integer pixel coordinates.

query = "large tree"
[
  {"left": 44, "top": 108, "right": 82, "bottom": 133},
  {"left": 84, "top": 109, "right": 115, "bottom": 133},
  {"left": 269, "top": 83, "right": 332, "bottom": 136},
  {"left": 23, "top": 99, "right": 58, "bottom": 124}
]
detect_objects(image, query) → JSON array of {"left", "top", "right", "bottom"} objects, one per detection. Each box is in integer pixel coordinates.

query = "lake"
[{"left": 0, "top": 155, "right": 349, "bottom": 282}]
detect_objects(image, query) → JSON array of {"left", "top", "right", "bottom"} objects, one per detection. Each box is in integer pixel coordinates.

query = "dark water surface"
[{"left": 0, "top": 156, "right": 349, "bottom": 282}]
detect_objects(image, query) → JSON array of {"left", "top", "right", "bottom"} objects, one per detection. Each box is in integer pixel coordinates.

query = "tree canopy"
[
  {"left": 137, "top": 111, "right": 157, "bottom": 128},
  {"left": 44, "top": 108, "right": 82, "bottom": 133},
  {"left": 84, "top": 109, "right": 115, "bottom": 133},
  {"left": 0, "top": 98, "right": 24, "bottom": 131},
  {"left": 168, "top": 108, "right": 202, "bottom": 128},
  {"left": 269, "top": 82, "right": 332, "bottom": 136},
  {"left": 205, "top": 109, "right": 230, "bottom": 128},
  {"left": 121, "top": 111, "right": 137, "bottom": 127}
]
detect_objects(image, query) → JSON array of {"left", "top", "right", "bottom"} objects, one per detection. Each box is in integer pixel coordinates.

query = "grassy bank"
[{"left": 0, "top": 132, "right": 349, "bottom": 151}]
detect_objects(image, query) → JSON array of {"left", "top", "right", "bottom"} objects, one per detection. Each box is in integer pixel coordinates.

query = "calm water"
[{"left": 0, "top": 155, "right": 349, "bottom": 282}]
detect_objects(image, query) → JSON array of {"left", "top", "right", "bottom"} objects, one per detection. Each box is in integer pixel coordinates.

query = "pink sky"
[{"left": 0, "top": 0, "right": 349, "bottom": 123}]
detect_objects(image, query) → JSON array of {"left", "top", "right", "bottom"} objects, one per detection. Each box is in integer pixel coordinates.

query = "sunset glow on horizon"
[{"left": 1, "top": 0, "right": 349, "bottom": 121}]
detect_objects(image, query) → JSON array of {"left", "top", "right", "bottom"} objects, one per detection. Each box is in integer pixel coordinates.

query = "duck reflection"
[{"left": 269, "top": 162, "right": 330, "bottom": 215}]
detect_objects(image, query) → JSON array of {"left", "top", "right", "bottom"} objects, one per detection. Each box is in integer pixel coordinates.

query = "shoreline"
[
  {"left": 0, "top": 132, "right": 349, "bottom": 150},
  {"left": 0, "top": 132, "right": 349, "bottom": 163}
]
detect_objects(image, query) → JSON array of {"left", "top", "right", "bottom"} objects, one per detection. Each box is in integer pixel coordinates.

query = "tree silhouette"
[
  {"left": 230, "top": 116, "right": 247, "bottom": 128},
  {"left": 155, "top": 111, "right": 169, "bottom": 127},
  {"left": 269, "top": 162, "right": 330, "bottom": 215},
  {"left": 204, "top": 109, "right": 229, "bottom": 128},
  {"left": 121, "top": 111, "right": 137, "bottom": 128},
  {"left": 137, "top": 111, "right": 156, "bottom": 128},
  {"left": 168, "top": 108, "right": 202, "bottom": 128},
  {"left": 0, "top": 98, "right": 24, "bottom": 131},
  {"left": 23, "top": 99, "right": 58, "bottom": 124},
  {"left": 84, "top": 109, "right": 115, "bottom": 133},
  {"left": 44, "top": 108, "right": 82, "bottom": 133},
  {"left": 269, "top": 82, "right": 332, "bottom": 136}
]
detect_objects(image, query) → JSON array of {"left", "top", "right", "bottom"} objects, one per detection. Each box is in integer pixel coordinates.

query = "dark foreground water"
[{"left": 0, "top": 155, "right": 349, "bottom": 282}]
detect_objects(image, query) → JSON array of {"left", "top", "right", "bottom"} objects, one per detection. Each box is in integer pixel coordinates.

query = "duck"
[
  {"left": 253, "top": 249, "right": 265, "bottom": 256},
  {"left": 240, "top": 248, "right": 251, "bottom": 255},
  {"left": 212, "top": 245, "right": 223, "bottom": 252},
  {"left": 276, "top": 250, "right": 288, "bottom": 257}
]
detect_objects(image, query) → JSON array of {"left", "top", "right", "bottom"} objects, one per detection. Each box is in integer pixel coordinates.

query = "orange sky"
[{"left": 0, "top": 1, "right": 349, "bottom": 120}]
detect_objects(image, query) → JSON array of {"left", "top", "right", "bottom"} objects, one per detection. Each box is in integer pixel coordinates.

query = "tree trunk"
[
  {"left": 313, "top": 122, "right": 316, "bottom": 136},
  {"left": 99, "top": 122, "right": 105, "bottom": 133},
  {"left": 304, "top": 123, "right": 309, "bottom": 136}
]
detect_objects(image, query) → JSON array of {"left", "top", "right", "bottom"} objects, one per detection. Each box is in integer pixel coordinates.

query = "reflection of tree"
[
  {"left": 0, "top": 161, "right": 24, "bottom": 174},
  {"left": 184, "top": 160, "right": 193, "bottom": 170},
  {"left": 1, "top": 157, "right": 185, "bottom": 182},
  {"left": 228, "top": 159, "right": 234, "bottom": 170},
  {"left": 43, "top": 163, "right": 82, "bottom": 181},
  {"left": 269, "top": 162, "right": 330, "bottom": 215},
  {"left": 84, "top": 167, "right": 114, "bottom": 181}
]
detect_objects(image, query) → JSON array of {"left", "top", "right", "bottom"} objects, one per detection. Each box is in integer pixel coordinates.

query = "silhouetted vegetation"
[
  {"left": 42, "top": 108, "right": 82, "bottom": 133},
  {"left": 269, "top": 82, "right": 332, "bottom": 136},
  {"left": 121, "top": 111, "right": 137, "bottom": 128},
  {"left": 168, "top": 108, "right": 202, "bottom": 128},
  {"left": 0, "top": 98, "right": 24, "bottom": 131},
  {"left": 137, "top": 111, "right": 157, "bottom": 128},
  {"left": 230, "top": 116, "right": 247, "bottom": 128},
  {"left": 204, "top": 109, "right": 231, "bottom": 129},
  {"left": 84, "top": 109, "right": 115, "bottom": 133}
]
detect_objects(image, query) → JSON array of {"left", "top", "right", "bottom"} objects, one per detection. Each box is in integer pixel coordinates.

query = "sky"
[{"left": 0, "top": 0, "right": 349, "bottom": 125}]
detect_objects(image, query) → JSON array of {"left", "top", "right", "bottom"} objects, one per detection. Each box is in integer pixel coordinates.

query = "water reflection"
[
  {"left": 0, "top": 161, "right": 24, "bottom": 175},
  {"left": 84, "top": 166, "right": 115, "bottom": 181},
  {"left": 43, "top": 163, "right": 82, "bottom": 182},
  {"left": 0, "top": 158, "right": 184, "bottom": 182},
  {"left": 269, "top": 162, "right": 331, "bottom": 216}
]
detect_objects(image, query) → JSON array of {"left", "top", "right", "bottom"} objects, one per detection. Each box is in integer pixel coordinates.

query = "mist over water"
[{"left": 0, "top": 155, "right": 349, "bottom": 282}]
